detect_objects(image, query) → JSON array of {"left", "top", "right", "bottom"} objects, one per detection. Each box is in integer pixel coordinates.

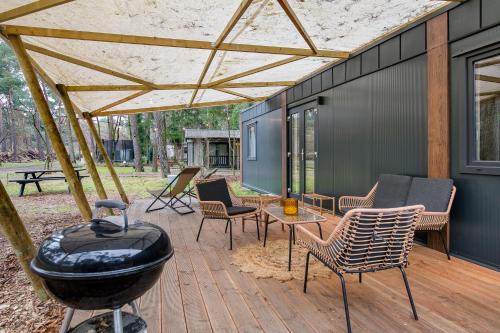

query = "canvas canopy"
[{"left": 0, "top": 0, "right": 455, "bottom": 117}]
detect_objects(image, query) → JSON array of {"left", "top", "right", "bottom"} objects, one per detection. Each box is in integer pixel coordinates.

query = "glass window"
[
  {"left": 473, "top": 55, "right": 500, "bottom": 163},
  {"left": 247, "top": 123, "right": 256, "bottom": 160}
]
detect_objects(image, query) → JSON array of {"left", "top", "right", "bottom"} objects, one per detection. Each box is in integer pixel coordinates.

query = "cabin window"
[
  {"left": 466, "top": 51, "right": 500, "bottom": 173},
  {"left": 247, "top": 123, "right": 257, "bottom": 160}
]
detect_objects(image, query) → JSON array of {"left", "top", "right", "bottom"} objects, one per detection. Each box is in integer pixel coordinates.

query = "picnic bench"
[{"left": 9, "top": 168, "right": 88, "bottom": 197}]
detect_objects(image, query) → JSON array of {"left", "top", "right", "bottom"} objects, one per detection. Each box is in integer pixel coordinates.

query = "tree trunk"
[
  {"left": 8, "top": 91, "right": 18, "bottom": 161},
  {"left": 129, "top": 114, "right": 143, "bottom": 172},
  {"left": 107, "top": 116, "right": 114, "bottom": 161},
  {"left": 34, "top": 111, "right": 44, "bottom": 159},
  {"left": 0, "top": 108, "right": 6, "bottom": 153},
  {"left": 150, "top": 114, "right": 158, "bottom": 172},
  {"left": 153, "top": 112, "right": 169, "bottom": 177}
]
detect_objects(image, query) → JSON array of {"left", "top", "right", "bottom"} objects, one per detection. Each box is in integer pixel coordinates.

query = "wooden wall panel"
[
  {"left": 427, "top": 13, "right": 450, "bottom": 252},
  {"left": 281, "top": 92, "right": 287, "bottom": 198}
]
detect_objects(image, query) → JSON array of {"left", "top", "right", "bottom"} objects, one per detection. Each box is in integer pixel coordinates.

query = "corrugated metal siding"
[
  {"left": 449, "top": 11, "right": 500, "bottom": 269},
  {"left": 242, "top": 109, "right": 282, "bottom": 194}
]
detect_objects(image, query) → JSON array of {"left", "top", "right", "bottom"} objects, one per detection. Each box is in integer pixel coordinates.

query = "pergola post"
[
  {"left": 57, "top": 84, "right": 109, "bottom": 202},
  {"left": 83, "top": 114, "right": 129, "bottom": 204},
  {"left": 8, "top": 35, "right": 92, "bottom": 221},
  {"left": 0, "top": 180, "right": 48, "bottom": 301}
]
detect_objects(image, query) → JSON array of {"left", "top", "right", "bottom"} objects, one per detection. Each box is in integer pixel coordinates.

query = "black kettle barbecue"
[{"left": 30, "top": 200, "right": 174, "bottom": 333}]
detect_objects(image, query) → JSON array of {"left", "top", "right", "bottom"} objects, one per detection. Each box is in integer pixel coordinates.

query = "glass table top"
[{"left": 264, "top": 205, "right": 327, "bottom": 225}]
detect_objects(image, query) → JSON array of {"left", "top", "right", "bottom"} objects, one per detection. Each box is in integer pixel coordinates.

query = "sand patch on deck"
[{"left": 231, "top": 239, "right": 332, "bottom": 282}]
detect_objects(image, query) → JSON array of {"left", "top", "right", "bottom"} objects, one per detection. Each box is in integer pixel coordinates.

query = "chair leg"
[
  {"left": 336, "top": 273, "right": 352, "bottom": 333},
  {"left": 263, "top": 216, "right": 269, "bottom": 247},
  {"left": 358, "top": 273, "right": 362, "bottom": 283},
  {"left": 242, "top": 218, "right": 245, "bottom": 232},
  {"left": 196, "top": 218, "right": 205, "bottom": 242},
  {"left": 303, "top": 252, "right": 311, "bottom": 293},
  {"left": 228, "top": 219, "right": 233, "bottom": 250},
  {"left": 225, "top": 219, "right": 229, "bottom": 234},
  {"left": 255, "top": 214, "right": 260, "bottom": 241},
  {"left": 438, "top": 230, "right": 451, "bottom": 260},
  {"left": 399, "top": 266, "right": 418, "bottom": 320},
  {"left": 288, "top": 226, "right": 293, "bottom": 271}
]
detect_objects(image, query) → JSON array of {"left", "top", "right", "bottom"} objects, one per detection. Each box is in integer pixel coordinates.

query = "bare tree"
[
  {"left": 129, "top": 114, "right": 143, "bottom": 172},
  {"left": 153, "top": 111, "right": 169, "bottom": 177},
  {"left": 149, "top": 113, "right": 158, "bottom": 172}
]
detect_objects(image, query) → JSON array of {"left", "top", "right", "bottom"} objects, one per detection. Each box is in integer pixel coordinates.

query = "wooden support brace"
[
  {"left": 57, "top": 84, "right": 110, "bottom": 203},
  {"left": 0, "top": 180, "right": 48, "bottom": 301},
  {"left": 83, "top": 114, "right": 129, "bottom": 204},
  {"left": 9, "top": 35, "right": 92, "bottom": 221}
]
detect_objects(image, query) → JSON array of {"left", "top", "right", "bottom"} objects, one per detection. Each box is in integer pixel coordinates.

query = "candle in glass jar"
[{"left": 283, "top": 198, "right": 298, "bottom": 215}]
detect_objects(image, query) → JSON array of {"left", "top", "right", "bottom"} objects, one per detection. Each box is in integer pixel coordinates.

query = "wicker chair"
[
  {"left": 195, "top": 177, "right": 261, "bottom": 250},
  {"left": 339, "top": 177, "right": 456, "bottom": 259},
  {"left": 298, "top": 205, "right": 425, "bottom": 333}
]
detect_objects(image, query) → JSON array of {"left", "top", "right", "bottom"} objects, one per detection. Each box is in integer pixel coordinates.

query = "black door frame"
[{"left": 287, "top": 101, "right": 318, "bottom": 199}]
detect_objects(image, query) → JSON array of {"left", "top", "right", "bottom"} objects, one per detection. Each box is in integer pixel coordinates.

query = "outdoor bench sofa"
[{"left": 339, "top": 174, "right": 456, "bottom": 259}]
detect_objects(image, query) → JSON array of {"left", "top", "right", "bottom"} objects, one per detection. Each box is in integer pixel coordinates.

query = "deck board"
[{"left": 68, "top": 199, "right": 500, "bottom": 332}]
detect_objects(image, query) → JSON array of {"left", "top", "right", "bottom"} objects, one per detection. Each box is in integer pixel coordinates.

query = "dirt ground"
[{"left": 0, "top": 193, "right": 92, "bottom": 333}]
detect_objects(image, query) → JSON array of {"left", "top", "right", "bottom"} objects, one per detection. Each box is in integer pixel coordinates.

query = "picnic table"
[{"left": 9, "top": 167, "right": 88, "bottom": 197}]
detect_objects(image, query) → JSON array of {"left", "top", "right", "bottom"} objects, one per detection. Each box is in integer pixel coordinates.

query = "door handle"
[
  {"left": 301, "top": 149, "right": 304, "bottom": 161},
  {"left": 314, "top": 151, "right": 318, "bottom": 158}
]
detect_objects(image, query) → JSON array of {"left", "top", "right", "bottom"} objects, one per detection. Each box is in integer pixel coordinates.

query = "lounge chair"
[
  {"left": 298, "top": 205, "right": 425, "bottom": 333},
  {"left": 195, "top": 177, "right": 261, "bottom": 250},
  {"left": 339, "top": 174, "right": 456, "bottom": 259},
  {"left": 145, "top": 166, "right": 200, "bottom": 214}
]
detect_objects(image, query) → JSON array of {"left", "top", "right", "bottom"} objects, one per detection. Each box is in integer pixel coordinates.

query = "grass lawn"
[{"left": 1, "top": 163, "right": 255, "bottom": 199}]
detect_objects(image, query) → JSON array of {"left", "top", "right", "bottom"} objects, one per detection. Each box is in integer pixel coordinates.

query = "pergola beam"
[
  {"left": 92, "top": 90, "right": 152, "bottom": 113},
  {"left": 2, "top": 25, "right": 350, "bottom": 58},
  {"left": 65, "top": 81, "right": 294, "bottom": 92},
  {"left": 476, "top": 74, "right": 500, "bottom": 84},
  {"left": 214, "top": 87, "right": 261, "bottom": 101},
  {"left": 277, "top": 0, "right": 317, "bottom": 53},
  {"left": 0, "top": 0, "right": 73, "bottom": 23},
  {"left": 207, "top": 55, "right": 305, "bottom": 87},
  {"left": 9, "top": 34, "right": 92, "bottom": 221},
  {"left": 93, "top": 98, "right": 255, "bottom": 117},
  {"left": 190, "top": 0, "right": 254, "bottom": 107},
  {"left": 83, "top": 114, "right": 129, "bottom": 204},
  {"left": 215, "top": 0, "right": 254, "bottom": 48},
  {"left": 24, "top": 42, "right": 157, "bottom": 88}
]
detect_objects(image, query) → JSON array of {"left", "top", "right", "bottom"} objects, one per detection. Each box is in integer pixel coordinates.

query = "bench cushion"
[
  {"left": 196, "top": 178, "right": 233, "bottom": 208},
  {"left": 406, "top": 177, "right": 453, "bottom": 212},
  {"left": 373, "top": 174, "right": 412, "bottom": 208},
  {"left": 227, "top": 206, "right": 256, "bottom": 216}
]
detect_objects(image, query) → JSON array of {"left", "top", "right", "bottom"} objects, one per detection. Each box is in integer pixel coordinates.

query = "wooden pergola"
[{"left": 0, "top": 0, "right": 460, "bottom": 298}]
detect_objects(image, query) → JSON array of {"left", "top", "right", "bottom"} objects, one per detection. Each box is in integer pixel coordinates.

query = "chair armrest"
[
  {"left": 240, "top": 196, "right": 262, "bottom": 209},
  {"left": 296, "top": 225, "right": 329, "bottom": 247},
  {"left": 338, "top": 195, "right": 373, "bottom": 211},
  {"left": 199, "top": 200, "right": 228, "bottom": 218}
]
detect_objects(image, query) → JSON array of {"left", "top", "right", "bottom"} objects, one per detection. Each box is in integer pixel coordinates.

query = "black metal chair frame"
[
  {"left": 146, "top": 172, "right": 197, "bottom": 215},
  {"left": 196, "top": 213, "right": 260, "bottom": 250},
  {"left": 303, "top": 252, "right": 418, "bottom": 333}
]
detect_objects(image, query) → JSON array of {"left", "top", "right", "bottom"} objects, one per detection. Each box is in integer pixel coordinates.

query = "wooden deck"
[{"left": 71, "top": 200, "right": 500, "bottom": 332}]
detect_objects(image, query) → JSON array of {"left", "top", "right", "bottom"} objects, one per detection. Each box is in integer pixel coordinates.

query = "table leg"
[
  {"left": 317, "top": 222, "right": 323, "bottom": 239},
  {"left": 19, "top": 183, "right": 25, "bottom": 197},
  {"left": 288, "top": 225, "right": 293, "bottom": 271}
]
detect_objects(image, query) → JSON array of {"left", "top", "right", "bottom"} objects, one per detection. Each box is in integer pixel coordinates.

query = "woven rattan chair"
[
  {"left": 298, "top": 205, "right": 425, "bottom": 333},
  {"left": 195, "top": 177, "right": 261, "bottom": 250},
  {"left": 145, "top": 166, "right": 200, "bottom": 214},
  {"left": 339, "top": 176, "right": 456, "bottom": 259}
]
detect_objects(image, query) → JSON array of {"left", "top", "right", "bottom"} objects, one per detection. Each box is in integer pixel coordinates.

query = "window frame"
[
  {"left": 247, "top": 122, "right": 257, "bottom": 161},
  {"left": 461, "top": 47, "right": 500, "bottom": 175}
]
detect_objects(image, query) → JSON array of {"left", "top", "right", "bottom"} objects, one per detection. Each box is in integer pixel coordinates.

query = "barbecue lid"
[{"left": 31, "top": 220, "right": 173, "bottom": 279}]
